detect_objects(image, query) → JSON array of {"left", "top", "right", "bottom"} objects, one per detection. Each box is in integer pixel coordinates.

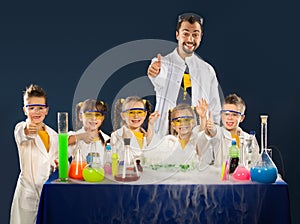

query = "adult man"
[{"left": 147, "top": 12, "right": 222, "bottom": 137}]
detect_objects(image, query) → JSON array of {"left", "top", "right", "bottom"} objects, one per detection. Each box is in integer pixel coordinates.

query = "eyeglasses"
[
  {"left": 82, "top": 110, "right": 105, "bottom": 120},
  {"left": 122, "top": 108, "right": 147, "bottom": 117},
  {"left": 221, "top": 110, "right": 243, "bottom": 118},
  {"left": 25, "top": 104, "right": 48, "bottom": 113},
  {"left": 171, "top": 116, "right": 194, "bottom": 126},
  {"left": 178, "top": 13, "right": 204, "bottom": 26}
]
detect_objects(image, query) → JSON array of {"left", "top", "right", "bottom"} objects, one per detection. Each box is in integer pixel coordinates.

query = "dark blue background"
[{"left": 1, "top": 1, "right": 299, "bottom": 223}]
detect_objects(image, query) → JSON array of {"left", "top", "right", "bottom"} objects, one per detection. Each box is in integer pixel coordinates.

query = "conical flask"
[
  {"left": 68, "top": 143, "right": 87, "bottom": 180},
  {"left": 114, "top": 138, "right": 140, "bottom": 182},
  {"left": 250, "top": 115, "right": 278, "bottom": 183},
  {"left": 232, "top": 136, "right": 250, "bottom": 181}
]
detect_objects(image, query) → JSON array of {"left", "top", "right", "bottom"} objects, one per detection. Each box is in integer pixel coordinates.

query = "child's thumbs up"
[
  {"left": 206, "top": 111, "right": 217, "bottom": 137},
  {"left": 157, "top": 53, "right": 161, "bottom": 68},
  {"left": 209, "top": 111, "right": 213, "bottom": 121}
]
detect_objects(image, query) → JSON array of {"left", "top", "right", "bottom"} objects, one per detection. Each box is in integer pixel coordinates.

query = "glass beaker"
[
  {"left": 58, "top": 112, "right": 69, "bottom": 181},
  {"left": 114, "top": 138, "right": 140, "bottom": 182},
  {"left": 68, "top": 144, "right": 87, "bottom": 180}
]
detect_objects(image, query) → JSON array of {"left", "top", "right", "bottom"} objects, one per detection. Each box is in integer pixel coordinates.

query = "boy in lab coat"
[
  {"left": 10, "top": 84, "right": 58, "bottom": 224},
  {"left": 198, "top": 93, "right": 259, "bottom": 170}
]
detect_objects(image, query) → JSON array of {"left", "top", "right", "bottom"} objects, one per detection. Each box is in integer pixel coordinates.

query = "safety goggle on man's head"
[
  {"left": 122, "top": 108, "right": 147, "bottom": 117},
  {"left": 171, "top": 116, "right": 194, "bottom": 126}
]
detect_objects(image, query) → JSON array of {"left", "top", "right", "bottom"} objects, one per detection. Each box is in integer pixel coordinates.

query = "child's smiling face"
[
  {"left": 221, "top": 104, "right": 244, "bottom": 133},
  {"left": 121, "top": 101, "right": 147, "bottom": 131},
  {"left": 81, "top": 108, "right": 104, "bottom": 132},
  {"left": 23, "top": 96, "right": 48, "bottom": 125},
  {"left": 171, "top": 109, "right": 195, "bottom": 137}
]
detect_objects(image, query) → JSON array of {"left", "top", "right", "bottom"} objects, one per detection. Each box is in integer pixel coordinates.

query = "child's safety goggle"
[
  {"left": 171, "top": 116, "right": 194, "bottom": 126},
  {"left": 25, "top": 104, "right": 48, "bottom": 113},
  {"left": 220, "top": 110, "right": 243, "bottom": 118},
  {"left": 122, "top": 108, "right": 147, "bottom": 117},
  {"left": 82, "top": 110, "right": 105, "bottom": 120}
]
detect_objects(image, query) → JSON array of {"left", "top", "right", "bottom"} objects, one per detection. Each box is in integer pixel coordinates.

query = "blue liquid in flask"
[{"left": 250, "top": 149, "right": 278, "bottom": 183}]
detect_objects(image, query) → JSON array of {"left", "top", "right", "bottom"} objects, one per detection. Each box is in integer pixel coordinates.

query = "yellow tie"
[{"left": 183, "top": 65, "right": 191, "bottom": 100}]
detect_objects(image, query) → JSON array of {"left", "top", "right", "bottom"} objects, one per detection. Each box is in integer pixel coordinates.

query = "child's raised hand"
[
  {"left": 76, "top": 131, "right": 98, "bottom": 144},
  {"left": 205, "top": 111, "right": 217, "bottom": 137},
  {"left": 25, "top": 122, "right": 44, "bottom": 136},
  {"left": 196, "top": 98, "right": 208, "bottom": 119},
  {"left": 148, "top": 111, "right": 160, "bottom": 126}
]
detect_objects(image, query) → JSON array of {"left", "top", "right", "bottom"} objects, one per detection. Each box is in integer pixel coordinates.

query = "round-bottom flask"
[{"left": 83, "top": 152, "right": 105, "bottom": 182}]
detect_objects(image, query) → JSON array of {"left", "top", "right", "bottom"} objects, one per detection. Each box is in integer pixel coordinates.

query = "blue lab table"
[{"left": 36, "top": 168, "right": 291, "bottom": 224}]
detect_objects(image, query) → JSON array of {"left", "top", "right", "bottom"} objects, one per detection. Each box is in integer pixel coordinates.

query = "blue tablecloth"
[{"left": 37, "top": 168, "right": 291, "bottom": 224}]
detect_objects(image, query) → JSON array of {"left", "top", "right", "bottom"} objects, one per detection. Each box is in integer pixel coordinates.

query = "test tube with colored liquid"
[{"left": 58, "top": 112, "right": 69, "bottom": 181}]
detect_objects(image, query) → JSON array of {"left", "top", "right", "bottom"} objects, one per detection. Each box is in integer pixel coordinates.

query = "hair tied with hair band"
[
  {"left": 78, "top": 102, "right": 83, "bottom": 107},
  {"left": 169, "top": 108, "right": 173, "bottom": 113},
  {"left": 120, "top": 98, "right": 125, "bottom": 104},
  {"left": 99, "top": 100, "right": 104, "bottom": 105},
  {"left": 142, "top": 99, "right": 147, "bottom": 104}
]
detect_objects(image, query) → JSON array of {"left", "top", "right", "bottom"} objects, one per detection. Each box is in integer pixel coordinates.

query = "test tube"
[{"left": 58, "top": 112, "right": 69, "bottom": 181}]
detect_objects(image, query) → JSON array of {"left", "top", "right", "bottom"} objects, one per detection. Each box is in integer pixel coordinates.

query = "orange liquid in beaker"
[{"left": 68, "top": 161, "right": 88, "bottom": 180}]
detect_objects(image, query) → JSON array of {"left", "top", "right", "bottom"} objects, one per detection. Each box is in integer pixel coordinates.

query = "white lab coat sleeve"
[
  {"left": 143, "top": 135, "right": 178, "bottom": 165},
  {"left": 145, "top": 131, "right": 163, "bottom": 150},
  {"left": 67, "top": 130, "right": 77, "bottom": 157},
  {"left": 208, "top": 65, "right": 222, "bottom": 125},
  {"left": 110, "top": 129, "right": 124, "bottom": 154},
  {"left": 196, "top": 125, "right": 223, "bottom": 166}
]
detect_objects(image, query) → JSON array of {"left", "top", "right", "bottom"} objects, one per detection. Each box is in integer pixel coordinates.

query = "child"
[
  {"left": 199, "top": 93, "right": 260, "bottom": 169},
  {"left": 143, "top": 100, "right": 208, "bottom": 170},
  {"left": 110, "top": 96, "right": 160, "bottom": 161},
  {"left": 10, "top": 84, "right": 58, "bottom": 224},
  {"left": 68, "top": 99, "right": 110, "bottom": 166}
]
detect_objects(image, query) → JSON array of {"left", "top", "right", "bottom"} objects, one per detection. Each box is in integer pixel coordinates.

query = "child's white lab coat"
[
  {"left": 68, "top": 127, "right": 110, "bottom": 166},
  {"left": 143, "top": 127, "right": 201, "bottom": 167},
  {"left": 197, "top": 126, "right": 260, "bottom": 169},
  {"left": 110, "top": 125, "right": 160, "bottom": 161},
  {"left": 10, "top": 121, "right": 58, "bottom": 224}
]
